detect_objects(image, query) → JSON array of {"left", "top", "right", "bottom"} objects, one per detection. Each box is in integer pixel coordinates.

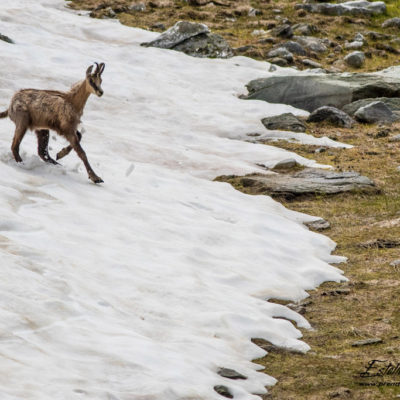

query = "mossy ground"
[
  {"left": 66, "top": 0, "right": 400, "bottom": 72},
  {"left": 219, "top": 122, "right": 400, "bottom": 399}
]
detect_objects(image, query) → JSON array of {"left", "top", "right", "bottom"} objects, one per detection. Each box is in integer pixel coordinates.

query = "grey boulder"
[
  {"left": 245, "top": 73, "right": 400, "bottom": 112},
  {"left": 307, "top": 106, "right": 355, "bottom": 128},
  {"left": 267, "top": 47, "right": 294, "bottom": 62},
  {"left": 281, "top": 41, "right": 306, "bottom": 55},
  {"left": 261, "top": 113, "right": 306, "bottom": 132},
  {"left": 342, "top": 97, "right": 400, "bottom": 115},
  {"left": 344, "top": 51, "right": 365, "bottom": 68},
  {"left": 382, "top": 17, "right": 400, "bottom": 28},
  {"left": 354, "top": 101, "right": 398, "bottom": 123},
  {"left": 141, "top": 21, "right": 233, "bottom": 58},
  {"left": 236, "top": 168, "right": 377, "bottom": 199},
  {"left": 295, "top": 36, "right": 328, "bottom": 53},
  {"left": 296, "top": 0, "right": 386, "bottom": 17}
]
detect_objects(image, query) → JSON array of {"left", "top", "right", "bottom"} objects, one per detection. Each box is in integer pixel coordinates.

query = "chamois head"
[{"left": 86, "top": 62, "right": 105, "bottom": 97}]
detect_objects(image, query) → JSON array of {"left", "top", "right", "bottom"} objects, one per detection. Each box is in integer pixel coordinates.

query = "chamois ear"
[
  {"left": 86, "top": 65, "right": 94, "bottom": 77},
  {"left": 99, "top": 63, "right": 105, "bottom": 76}
]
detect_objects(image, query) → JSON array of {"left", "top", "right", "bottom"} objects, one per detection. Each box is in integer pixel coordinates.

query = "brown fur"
[{"left": 0, "top": 63, "right": 105, "bottom": 183}]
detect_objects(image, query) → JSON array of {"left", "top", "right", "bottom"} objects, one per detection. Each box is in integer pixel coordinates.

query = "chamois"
[{"left": 0, "top": 62, "right": 105, "bottom": 183}]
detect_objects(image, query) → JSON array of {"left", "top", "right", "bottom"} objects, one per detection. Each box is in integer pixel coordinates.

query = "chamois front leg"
[
  {"left": 35, "top": 129, "right": 59, "bottom": 165},
  {"left": 67, "top": 131, "right": 103, "bottom": 184},
  {"left": 56, "top": 130, "right": 82, "bottom": 160}
]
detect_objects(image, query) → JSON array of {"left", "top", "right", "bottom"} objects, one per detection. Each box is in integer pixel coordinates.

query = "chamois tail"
[{"left": 0, "top": 110, "right": 8, "bottom": 119}]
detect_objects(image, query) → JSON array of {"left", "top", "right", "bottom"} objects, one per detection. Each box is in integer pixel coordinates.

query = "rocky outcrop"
[
  {"left": 231, "top": 168, "right": 377, "bottom": 199},
  {"left": 354, "top": 101, "right": 398, "bottom": 123},
  {"left": 245, "top": 73, "right": 400, "bottom": 112},
  {"left": 261, "top": 113, "right": 306, "bottom": 132},
  {"left": 296, "top": 0, "right": 386, "bottom": 17},
  {"left": 141, "top": 21, "right": 233, "bottom": 58},
  {"left": 307, "top": 106, "right": 355, "bottom": 128},
  {"left": 342, "top": 97, "right": 400, "bottom": 115}
]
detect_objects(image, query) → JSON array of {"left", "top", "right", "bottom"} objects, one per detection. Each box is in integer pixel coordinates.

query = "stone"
[
  {"left": 302, "top": 59, "right": 322, "bottom": 68},
  {"left": 270, "top": 24, "right": 293, "bottom": 39},
  {"left": 268, "top": 57, "right": 288, "bottom": 67},
  {"left": 345, "top": 41, "right": 364, "bottom": 50},
  {"left": 129, "top": 3, "right": 146, "bottom": 11},
  {"left": 261, "top": 113, "right": 306, "bottom": 132},
  {"left": 344, "top": 51, "right": 365, "bottom": 68},
  {"left": 322, "top": 288, "right": 351, "bottom": 296},
  {"left": 382, "top": 17, "right": 400, "bottom": 28},
  {"left": 0, "top": 33, "right": 14, "bottom": 44},
  {"left": 389, "top": 134, "right": 400, "bottom": 142},
  {"left": 248, "top": 8, "right": 261, "bottom": 17},
  {"left": 281, "top": 41, "right": 306, "bottom": 55},
  {"left": 141, "top": 21, "right": 233, "bottom": 58},
  {"left": 307, "top": 106, "right": 355, "bottom": 128},
  {"left": 328, "top": 387, "right": 352, "bottom": 399},
  {"left": 272, "top": 158, "right": 299, "bottom": 170},
  {"left": 251, "top": 29, "right": 267, "bottom": 36},
  {"left": 151, "top": 22, "right": 166, "bottom": 31},
  {"left": 267, "top": 47, "right": 293, "bottom": 62},
  {"left": 295, "top": 36, "right": 328, "bottom": 53},
  {"left": 351, "top": 338, "right": 383, "bottom": 347},
  {"left": 354, "top": 101, "right": 397, "bottom": 123},
  {"left": 354, "top": 32, "right": 366, "bottom": 43},
  {"left": 342, "top": 97, "right": 400, "bottom": 115},
  {"left": 245, "top": 73, "right": 400, "bottom": 112},
  {"left": 141, "top": 21, "right": 209, "bottom": 49},
  {"left": 359, "top": 238, "right": 400, "bottom": 248},
  {"left": 214, "top": 385, "right": 233, "bottom": 399},
  {"left": 233, "top": 168, "right": 377, "bottom": 199},
  {"left": 292, "top": 23, "right": 318, "bottom": 36},
  {"left": 296, "top": 1, "right": 386, "bottom": 17},
  {"left": 217, "top": 368, "right": 247, "bottom": 380},
  {"left": 305, "top": 218, "right": 331, "bottom": 230},
  {"left": 390, "top": 259, "right": 400, "bottom": 267},
  {"left": 173, "top": 33, "right": 234, "bottom": 58}
]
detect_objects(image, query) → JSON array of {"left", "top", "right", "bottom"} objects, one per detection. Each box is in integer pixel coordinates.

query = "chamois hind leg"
[
  {"left": 56, "top": 130, "right": 81, "bottom": 161},
  {"left": 11, "top": 113, "right": 29, "bottom": 162},
  {"left": 67, "top": 130, "right": 103, "bottom": 184},
  {"left": 35, "top": 129, "right": 59, "bottom": 165}
]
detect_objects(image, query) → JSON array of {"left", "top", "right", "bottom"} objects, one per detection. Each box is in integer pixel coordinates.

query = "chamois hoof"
[{"left": 90, "top": 176, "right": 104, "bottom": 184}]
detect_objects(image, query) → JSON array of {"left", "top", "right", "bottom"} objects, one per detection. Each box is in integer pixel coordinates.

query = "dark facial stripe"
[{"left": 89, "top": 78, "right": 100, "bottom": 92}]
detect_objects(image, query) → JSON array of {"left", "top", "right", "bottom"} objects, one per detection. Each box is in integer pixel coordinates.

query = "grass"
[{"left": 218, "top": 122, "right": 400, "bottom": 399}]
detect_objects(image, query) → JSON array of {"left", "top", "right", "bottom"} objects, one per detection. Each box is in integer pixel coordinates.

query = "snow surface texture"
[{"left": 0, "top": 2, "right": 346, "bottom": 399}]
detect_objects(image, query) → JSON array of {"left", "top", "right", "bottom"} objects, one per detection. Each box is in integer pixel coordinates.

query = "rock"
[
  {"left": 270, "top": 24, "right": 293, "bottom": 39},
  {"left": 382, "top": 17, "right": 400, "bottom": 28},
  {"left": 328, "top": 387, "right": 352, "bottom": 399},
  {"left": 351, "top": 338, "right": 383, "bottom": 347},
  {"left": 296, "top": 0, "right": 386, "bottom": 17},
  {"left": 173, "top": 33, "right": 234, "bottom": 58},
  {"left": 345, "top": 41, "right": 364, "bottom": 50},
  {"left": 354, "top": 32, "right": 366, "bottom": 43},
  {"left": 355, "top": 101, "right": 397, "bottom": 123},
  {"left": 129, "top": 3, "right": 146, "bottom": 11},
  {"left": 344, "top": 51, "right": 365, "bottom": 68},
  {"left": 359, "top": 238, "right": 400, "bottom": 248},
  {"left": 302, "top": 59, "right": 322, "bottom": 68},
  {"left": 234, "top": 168, "right": 377, "bottom": 199},
  {"left": 307, "top": 106, "right": 355, "bottom": 128},
  {"left": 151, "top": 22, "right": 166, "bottom": 31},
  {"left": 267, "top": 47, "right": 293, "bottom": 62},
  {"left": 261, "top": 113, "right": 306, "bottom": 132},
  {"left": 141, "top": 21, "right": 233, "bottom": 58},
  {"left": 342, "top": 97, "right": 400, "bottom": 115},
  {"left": 245, "top": 73, "right": 400, "bottom": 112},
  {"left": 322, "top": 288, "right": 351, "bottom": 296},
  {"left": 141, "top": 21, "right": 209, "bottom": 49},
  {"left": 251, "top": 29, "right": 267, "bottom": 36},
  {"left": 268, "top": 57, "right": 289, "bottom": 67},
  {"left": 248, "top": 8, "right": 261, "bottom": 17},
  {"left": 0, "top": 33, "right": 14, "bottom": 44},
  {"left": 389, "top": 134, "right": 400, "bottom": 142},
  {"left": 252, "top": 338, "right": 304, "bottom": 354},
  {"left": 214, "top": 385, "right": 233, "bottom": 399},
  {"left": 217, "top": 368, "right": 247, "bottom": 380},
  {"left": 295, "top": 36, "right": 328, "bottom": 53},
  {"left": 281, "top": 41, "right": 306, "bottom": 55},
  {"left": 272, "top": 158, "right": 300, "bottom": 170},
  {"left": 390, "top": 259, "right": 400, "bottom": 267},
  {"left": 292, "top": 23, "right": 318, "bottom": 36},
  {"left": 366, "top": 30, "right": 391, "bottom": 41},
  {"left": 305, "top": 218, "right": 330, "bottom": 230}
]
